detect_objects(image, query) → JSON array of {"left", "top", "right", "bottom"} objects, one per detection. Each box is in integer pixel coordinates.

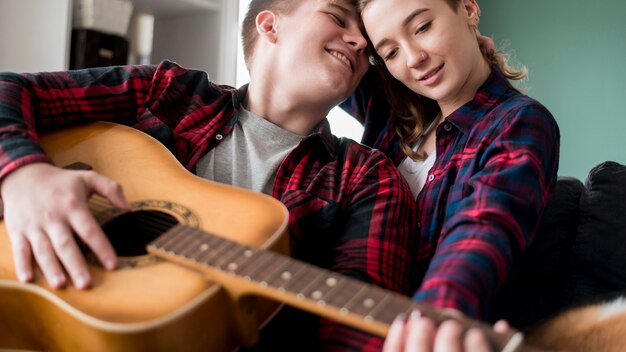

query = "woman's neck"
[{"left": 438, "top": 59, "right": 491, "bottom": 118}]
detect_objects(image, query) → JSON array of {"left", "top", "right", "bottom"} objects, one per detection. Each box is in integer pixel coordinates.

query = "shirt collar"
[
  {"left": 232, "top": 85, "right": 338, "bottom": 158},
  {"left": 445, "top": 65, "right": 517, "bottom": 134}
]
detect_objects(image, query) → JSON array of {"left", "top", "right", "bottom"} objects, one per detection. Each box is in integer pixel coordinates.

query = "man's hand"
[{"left": 1, "top": 163, "right": 130, "bottom": 289}]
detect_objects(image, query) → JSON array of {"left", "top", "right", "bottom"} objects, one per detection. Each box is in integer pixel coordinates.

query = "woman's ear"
[
  {"left": 461, "top": 0, "right": 481, "bottom": 27},
  {"left": 256, "top": 10, "right": 278, "bottom": 43}
]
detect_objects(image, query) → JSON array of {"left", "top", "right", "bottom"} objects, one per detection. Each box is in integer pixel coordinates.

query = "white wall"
[
  {"left": 150, "top": 0, "right": 238, "bottom": 86},
  {"left": 0, "top": 0, "right": 72, "bottom": 72},
  {"left": 151, "top": 12, "right": 221, "bottom": 80}
]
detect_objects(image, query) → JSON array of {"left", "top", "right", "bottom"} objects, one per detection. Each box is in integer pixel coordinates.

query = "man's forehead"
[
  {"left": 319, "top": 0, "right": 359, "bottom": 16},
  {"left": 320, "top": 0, "right": 357, "bottom": 10}
]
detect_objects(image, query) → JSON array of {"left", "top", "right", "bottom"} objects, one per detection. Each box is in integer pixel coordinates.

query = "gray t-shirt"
[{"left": 196, "top": 106, "right": 305, "bottom": 195}]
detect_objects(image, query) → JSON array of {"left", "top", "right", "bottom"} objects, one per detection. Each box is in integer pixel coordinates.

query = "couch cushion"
[
  {"left": 493, "top": 176, "right": 584, "bottom": 328},
  {"left": 566, "top": 161, "right": 626, "bottom": 306}
]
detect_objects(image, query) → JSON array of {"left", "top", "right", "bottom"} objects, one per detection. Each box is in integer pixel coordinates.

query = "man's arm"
[
  {"left": 0, "top": 65, "right": 162, "bottom": 180},
  {"left": 0, "top": 61, "right": 204, "bottom": 289}
]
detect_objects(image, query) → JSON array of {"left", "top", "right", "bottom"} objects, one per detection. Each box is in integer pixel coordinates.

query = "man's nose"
[{"left": 344, "top": 30, "right": 367, "bottom": 54}]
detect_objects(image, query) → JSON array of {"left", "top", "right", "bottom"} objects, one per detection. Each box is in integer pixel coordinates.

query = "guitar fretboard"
[{"left": 147, "top": 225, "right": 451, "bottom": 330}]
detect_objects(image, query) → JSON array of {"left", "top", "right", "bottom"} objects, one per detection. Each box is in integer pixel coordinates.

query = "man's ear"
[{"left": 256, "top": 10, "right": 278, "bottom": 43}]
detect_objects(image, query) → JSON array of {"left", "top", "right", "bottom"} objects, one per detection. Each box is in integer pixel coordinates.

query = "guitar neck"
[{"left": 147, "top": 224, "right": 522, "bottom": 351}]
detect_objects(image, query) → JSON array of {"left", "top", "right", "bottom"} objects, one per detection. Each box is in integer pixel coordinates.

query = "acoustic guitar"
[{"left": 0, "top": 122, "right": 523, "bottom": 351}]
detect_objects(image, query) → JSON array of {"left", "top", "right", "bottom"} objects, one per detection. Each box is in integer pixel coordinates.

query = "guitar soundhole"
[{"left": 101, "top": 210, "right": 178, "bottom": 257}]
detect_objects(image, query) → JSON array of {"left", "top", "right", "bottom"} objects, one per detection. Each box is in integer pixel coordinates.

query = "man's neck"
[{"left": 245, "top": 77, "right": 333, "bottom": 137}]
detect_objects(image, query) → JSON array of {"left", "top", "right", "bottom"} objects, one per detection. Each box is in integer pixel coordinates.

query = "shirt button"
[
  {"left": 215, "top": 133, "right": 224, "bottom": 141},
  {"left": 443, "top": 123, "right": 452, "bottom": 132},
  {"left": 416, "top": 222, "right": 422, "bottom": 229},
  {"left": 428, "top": 174, "right": 435, "bottom": 182}
]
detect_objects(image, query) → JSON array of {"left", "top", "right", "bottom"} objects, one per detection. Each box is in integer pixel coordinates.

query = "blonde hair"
[{"left": 358, "top": 0, "right": 527, "bottom": 161}]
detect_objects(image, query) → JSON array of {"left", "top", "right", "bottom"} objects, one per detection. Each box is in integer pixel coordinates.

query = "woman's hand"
[
  {"left": 1, "top": 163, "right": 130, "bottom": 289},
  {"left": 383, "top": 309, "right": 515, "bottom": 352}
]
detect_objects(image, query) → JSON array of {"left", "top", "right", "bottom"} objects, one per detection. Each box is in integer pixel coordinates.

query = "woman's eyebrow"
[
  {"left": 402, "top": 8, "right": 429, "bottom": 26},
  {"left": 373, "top": 8, "right": 430, "bottom": 53}
]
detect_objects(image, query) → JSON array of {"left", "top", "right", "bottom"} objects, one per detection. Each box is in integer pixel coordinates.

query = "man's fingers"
[
  {"left": 47, "top": 222, "right": 92, "bottom": 289},
  {"left": 9, "top": 232, "right": 34, "bottom": 282},
  {"left": 68, "top": 208, "right": 117, "bottom": 271},
  {"left": 86, "top": 172, "right": 130, "bottom": 211},
  {"left": 29, "top": 229, "right": 67, "bottom": 289}
]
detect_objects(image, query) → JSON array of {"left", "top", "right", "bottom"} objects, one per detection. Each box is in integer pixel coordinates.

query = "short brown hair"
[{"left": 241, "top": 0, "right": 301, "bottom": 71}]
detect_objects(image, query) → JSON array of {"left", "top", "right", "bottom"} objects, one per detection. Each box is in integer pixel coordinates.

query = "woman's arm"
[{"left": 415, "top": 103, "right": 560, "bottom": 319}]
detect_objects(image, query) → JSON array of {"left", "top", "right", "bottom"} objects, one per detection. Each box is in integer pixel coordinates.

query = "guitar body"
[{"left": 0, "top": 122, "right": 290, "bottom": 351}]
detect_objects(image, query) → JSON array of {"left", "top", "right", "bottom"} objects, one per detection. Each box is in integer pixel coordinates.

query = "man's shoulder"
[{"left": 334, "top": 137, "right": 398, "bottom": 171}]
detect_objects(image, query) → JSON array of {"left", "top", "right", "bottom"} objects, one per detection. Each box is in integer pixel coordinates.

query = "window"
[{"left": 235, "top": 0, "right": 364, "bottom": 142}]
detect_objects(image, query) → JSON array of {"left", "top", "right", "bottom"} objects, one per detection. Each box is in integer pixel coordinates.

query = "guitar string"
[{"left": 85, "top": 198, "right": 404, "bottom": 326}]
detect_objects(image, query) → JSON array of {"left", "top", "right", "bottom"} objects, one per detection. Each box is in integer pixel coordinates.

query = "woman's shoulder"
[{"left": 494, "top": 91, "right": 557, "bottom": 127}]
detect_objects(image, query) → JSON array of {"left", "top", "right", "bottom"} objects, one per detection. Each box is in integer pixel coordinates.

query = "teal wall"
[{"left": 479, "top": 0, "right": 626, "bottom": 180}]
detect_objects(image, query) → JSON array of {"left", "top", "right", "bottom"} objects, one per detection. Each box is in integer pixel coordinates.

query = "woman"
[{"left": 342, "top": 0, "right": 560, "bottom": 349}]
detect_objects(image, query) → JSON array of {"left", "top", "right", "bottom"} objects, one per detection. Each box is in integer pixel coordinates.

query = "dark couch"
[{"left": 493, "top": 161, "right": 626, "bottom": 330}]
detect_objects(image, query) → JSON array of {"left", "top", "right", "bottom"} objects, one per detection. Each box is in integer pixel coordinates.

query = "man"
[{"left": 0, "top": 0, "right": 417, "bottom": 350}]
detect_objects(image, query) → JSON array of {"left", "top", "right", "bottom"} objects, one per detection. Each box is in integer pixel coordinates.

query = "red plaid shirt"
[
  {"left": 0, "top": 61, "right": 418, "bottom": 350},
  {"left": 343, "top": 66, "right": 560, "bottom": 320}
]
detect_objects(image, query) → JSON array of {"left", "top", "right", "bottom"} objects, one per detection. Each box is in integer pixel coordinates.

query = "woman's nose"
[{"left": 406, "top": 48, "right": 427, "bottom": 69}]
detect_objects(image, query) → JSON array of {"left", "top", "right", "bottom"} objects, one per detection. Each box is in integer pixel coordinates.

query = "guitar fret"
[
  {"left": 322, "top": 278, "right": 364, "bottom": 311},
  {"left": 282, "top": 265, "right": 323, "bottom": 299},
  {"left": 166, "top": 226, "right": 208, "bottom": 261},
  {"left": 245, "top": 253, "right": 290, "bottom": 286},
  {"left": 174, "top": 227, "right": 211, "bottom": 260},
  {"left": 212, "top": 241, "right": 251, "bottom": 272},
  {"left": 194, "top": 233, "right": 230, "bottom": 265},
  {"left": 268, "top": 260, "right": 308, "bottom": 293},
  {"left": 337, "top": 284, "right": 370, "bottom": 316},
  {"left": 345, "top": 285, "right": 389, "bottom": 318},
  {"left": 235, "top": 250, "right": 279, "bottom": 281},
  {"left": 180, "top": 229, "right": 223, "bottom": 263},
  {"left": 150, "top": 225, "right": 184, "bottom": 250},
  {"left": 230, "top": 249, "right": 262, "bottom": 277},
  {"left": 208, "top": 240, "right": 240, "bottom": 269},
  {"left": 300, "top": 272, "right": 344, "bottom": 305},
  {"left": 377, "top": 298, "right": 417, "bottom": 325},
  {"left": 154, "top": 225, "right": 191, "bottom": 253},
  {"left": 361, "top": 291, "right": 392, "bottom": 324},
  {"left": 166, "top": 226, "right": 200, "bottom": 256}
]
